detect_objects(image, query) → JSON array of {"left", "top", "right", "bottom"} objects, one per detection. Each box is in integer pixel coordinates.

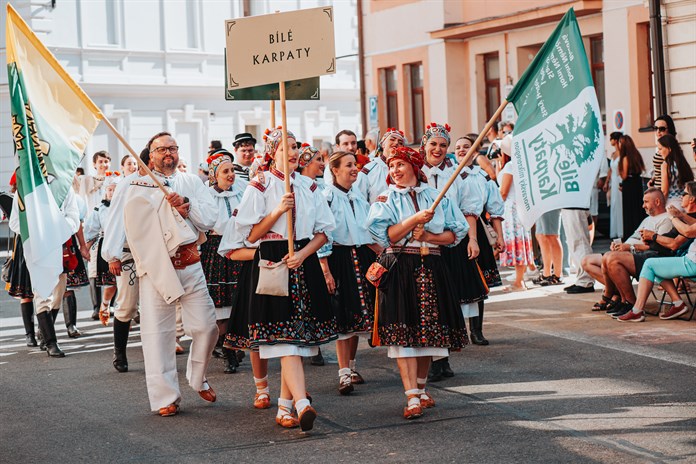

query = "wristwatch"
[
  {"left": 630, "top": 244, "right": 636, "bottom": 254},
  {"left": 652, "top": 233, "right": 657, "bottom": 242}
]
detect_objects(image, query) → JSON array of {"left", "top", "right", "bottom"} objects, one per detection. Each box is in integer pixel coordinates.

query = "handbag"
[
  {"left": 256, "top": 258, "right": 289, "bottom": 297},
  {"left": 480, "top": 217, "right": 498, "bottom": 246},
  {"left": 365, "top": 242, "right": 407, "bottom": 289}
]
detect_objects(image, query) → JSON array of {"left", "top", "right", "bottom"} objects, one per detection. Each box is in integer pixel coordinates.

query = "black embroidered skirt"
[
  {"left": 95, "top": 237, "right": 116, "bottom": 287},
  {"left": 65, "top": 235, "right": 89, "bottom": 289},
  {"left": 374, "top": 252, "right": 468, "bottom": 349},
  {"left": 6, "top": 236, "right": 33, "bottom": 299},
  {"left": 327, "top": 245, "right": 376, "bottom": 335},
  {"left": 224, "top": 259, "right": 255, "bottom": 350},
  {"left": 246, "top": 240, "right": 337, "bottom": 347},
  {"left": 201, "top": 234, "right": 242, "bottom": 310},
  {"left": 441, "top": 236, "right": 489, "bottom": 304},
  {"left": 476, "top": 219, "right": 502, "bottom": 288}
]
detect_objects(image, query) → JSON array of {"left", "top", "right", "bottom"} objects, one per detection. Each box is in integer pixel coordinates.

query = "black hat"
[{"left": 234, "top": 132, "right": 257, "bottom": 147}]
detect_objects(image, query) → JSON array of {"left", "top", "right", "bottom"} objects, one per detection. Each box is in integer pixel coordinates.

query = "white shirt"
[
  {"left": 102, "top": 172, "right": 140, "bottom": 262},
  {"left": 209, "top": 181, "right": 245, "bottom": 235},
  {"left": 625, "top": 212, "right": 673, "bottom": 245},
  {"left": 354, "top": 155, "right": 389, "bottom": 204}
]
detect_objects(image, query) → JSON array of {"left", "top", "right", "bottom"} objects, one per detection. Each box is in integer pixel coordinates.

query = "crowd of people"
[{"left": 2, "top": 117, "right": 695, "bottom": 431}]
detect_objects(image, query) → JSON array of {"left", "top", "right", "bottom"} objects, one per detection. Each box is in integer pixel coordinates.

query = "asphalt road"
[{"left": 1, "top": 275, "right": 694, "bottom": 463}]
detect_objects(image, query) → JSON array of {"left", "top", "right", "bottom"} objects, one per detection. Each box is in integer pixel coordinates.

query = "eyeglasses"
[
  {"left": 151, "top": 145, "right": 179, "bottom": 155},
  {"left": 654, "top": 126, "right": 668, "bottom": 133}
]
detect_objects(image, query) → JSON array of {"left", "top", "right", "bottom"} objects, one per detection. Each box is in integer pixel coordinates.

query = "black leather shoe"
[
  {"left": 607, "top": 301, "right": 628, "bottom": 316},
  {"left": 428, "top": 359, "right": 444, "bottom": 382},
  {"left": 310, "top": 349, "right": 325, "bottom": 366},
  {"left": 566, "top": 284, "right": 595, "bottom": 294},
  {"left": 441, "top": 358, "right": 454, "bottom": 378},
  {"left": 611, "top": 303, "right": 633, "bottom": 319},
  {"left": 470, "top": 330, "right": 488, "bottom": 345},
  {"left": 236, "top": 350, "right": 245, "bottom": 364},
  {"left": 45, "top": 342, "right": 65, "bottom": 358},
  {"left": 113, "top": 349, "right": 128, "bottom": 373},
  {"left": 25, "top": 334, "right": 38, "bottom": 347},
  {"left": 224, "top": 348, "right": 239, "bottom": 374},
  {"left": 91, "top": 307, "right": 100, "bottom": 321}
]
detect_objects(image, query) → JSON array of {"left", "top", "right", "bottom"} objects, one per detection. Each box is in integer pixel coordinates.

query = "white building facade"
[{"left": 0, "top": 0, "right": 361, "bottom": 184}]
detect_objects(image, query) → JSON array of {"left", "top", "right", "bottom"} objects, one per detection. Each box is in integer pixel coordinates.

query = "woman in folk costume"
[
  {"left": 355, "top": 128, "right": 406, "bottom": 204},
  {"left": 297, "top": 143, "right": 326, "bottom": 191},
  {"left": 4, "top": 172, "right": 36, "bottom": 347},
  {"left": 318, "top": 150, "right": 381, "bottom": 395},
  {"left": 366, "top": 146, "right": 468, "bottom": 420},
  {"left": 200, "top": 149, "right": 246, "bottom": 374},
  {"left": 420, "top": 124, "right": 488, "bottom": 380},
  {"left": 83, "top": 171, "right": 120, "bottom": 326},
  {"left": 454, "top": 134, "right": 506, "bottom": 345},
  {"left": 232, "top": 126, "right": 337, "bottom": 432}
]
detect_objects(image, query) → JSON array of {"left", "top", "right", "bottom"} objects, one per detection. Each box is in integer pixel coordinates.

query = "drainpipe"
[
  {"left": 649, "top": 0, "right": 668, "bottom": 116},
  {"left": 357, "top": 0, "right": 368, "bottom": 133}
]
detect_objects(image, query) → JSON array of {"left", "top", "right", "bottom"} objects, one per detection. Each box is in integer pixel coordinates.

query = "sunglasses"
[{"left": 654, "top": 126, "right": 668, "bottom": 132}]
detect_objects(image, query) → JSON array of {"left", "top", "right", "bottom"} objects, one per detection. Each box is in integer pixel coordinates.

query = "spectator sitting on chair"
[
  {"left": 581, "top": 188, "right": 673, "bottom": 317},
  {"left": 618, "top": 191, "right": 696, "bottom": 322}
]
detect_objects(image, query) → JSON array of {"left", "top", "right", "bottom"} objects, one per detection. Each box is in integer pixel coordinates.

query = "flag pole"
[
  {"left": 101, "top": 117, "right": 169, "bottom": 196},
  {"left": 429, "top": 99, "right": 509, "bottom": 211},
  {"left": 278, "top": 81, "right": 295, "bottom": 257},
  {"left": 270, "top": 100, "right": 276, "bottom": 127}
]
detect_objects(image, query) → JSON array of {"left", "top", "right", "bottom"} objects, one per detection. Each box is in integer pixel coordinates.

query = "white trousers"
[
  {"left": 139, "top": 262, "right": 217, "bottom": 411},
  {"left": 114, "top": 256, "right": 139, "bottom": 322},
  {"left": 561, "top": 209, "right": 594, "bottom": 288},
  {"left": 34, "top": 273, "right": 67, "bottom": 314}
]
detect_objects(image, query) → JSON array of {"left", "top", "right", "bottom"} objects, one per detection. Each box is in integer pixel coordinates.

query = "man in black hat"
[{"left": 232, "top": 132, "right": 257, "bottom": 185}]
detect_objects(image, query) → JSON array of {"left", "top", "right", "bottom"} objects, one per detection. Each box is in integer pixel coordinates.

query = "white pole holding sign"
[{"left": 225, "top": 7, "right": 336, "bottom": 256}]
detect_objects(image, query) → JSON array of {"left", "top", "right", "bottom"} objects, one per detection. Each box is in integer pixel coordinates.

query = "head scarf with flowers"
[
  {"left": 297, "top": 143, "right": 320, "bottom": 170},
  {"left": 385, "top": 146, "right": 428, "bottom": 185},
  {"left": 207, "top": 149, "right": 234, "bottom": 186},
  {"left": 376, "top": 127, "right": 406, "bottom": 155},
  {"left": 262, "top": 126, "right": 296, "bottom": 163},
  {"left": 104, "top": 171, "right": 122, "bottom": 187},
  {"left": 419, "top": 122, "right": 451, "bottom": 157}
]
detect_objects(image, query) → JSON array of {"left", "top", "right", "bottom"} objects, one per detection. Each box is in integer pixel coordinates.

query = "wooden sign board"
[
  {"left": 225, "top": 7, "right": 335, "bottom": 90},
  {"left": 224, "top": 49, "right": 319, "bottom": 100}
]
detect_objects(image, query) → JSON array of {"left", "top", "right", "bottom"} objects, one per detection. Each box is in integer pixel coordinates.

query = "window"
[
  {"left": 384, "top": 67, "right": 399, "bottom": 129},
  {"left": 589, "top": 36, "right": 606, "bottom": 127},
  {"left": 83, "top": 0, "right": 119, "bottom": 46},
  {"left": 408, "top": 62, "right": 425, "bottom": 138},
  {"left": 166, "top": 1, "right": 199, "bottom": 50},
  {"left": 483, "top": 53, "right": 500, "bottom": 121},
  {"left": 636, "top": 23, "right": 655, "bottom": 129}
]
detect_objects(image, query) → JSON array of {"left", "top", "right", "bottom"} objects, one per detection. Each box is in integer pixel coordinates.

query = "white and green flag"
[
  {"left": 507, "top": 8, "right": 604, "bottom": 228},
  {"left": 7, "top": 4, "right": 102, "bottom": 298}
]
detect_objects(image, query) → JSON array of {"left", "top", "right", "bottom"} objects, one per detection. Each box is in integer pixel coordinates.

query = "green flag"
[{"left": 506, "top": 8, "right": 604, "bottom": 228}]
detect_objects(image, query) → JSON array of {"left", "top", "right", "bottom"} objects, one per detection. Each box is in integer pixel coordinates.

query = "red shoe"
[
  {"left": 404, "top": 394, "right": 423, "bottom": 420},
  {"left": 275, "top": 413, "right": 299, "bottom": 428},
  {"left": 198, "top": 380, "right": 216, "bottom": 402},
  {"left": 158, "top": 403, "right": 179, "bottom": 417},
  {"left": 298, "top": 405, "right": 317, "bottom": 431},
  {"left": 618, "top": 310, "right": 645, "bottom": 322},
  {"left": 254, "top": 392, "right": 271, "bottom": 409},
  {"left": 660, "top": 303, "right": 688, "bottom": 320},
  {"left": 420, "top": 391, "right": 435, "bottom": 408}
]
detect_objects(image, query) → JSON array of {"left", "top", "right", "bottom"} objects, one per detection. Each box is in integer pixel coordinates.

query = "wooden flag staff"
[
  {"left": 270, "top": 99, "right": 276, "bottom": 127},
  {"left": 101, "top": 117, "right": 169, "bottom": 197},
  {"left": 278, "top": 81, "right": 295, "bottom": 257},
  {"left": 428, "top": 99, "right": 509, "bottom": 212}
]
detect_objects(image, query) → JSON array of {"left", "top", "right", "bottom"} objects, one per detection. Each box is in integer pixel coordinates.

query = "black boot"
[
  {"left": 224, "top": 348, "right": 239, "bottom": 374},
  {"left": 112, "top": 318, "right": 130, "bottom": 373},
  {"left": 20, "top": 302, "right": 37, "bottom": 347},
  {"left": 441, "top": 357, "right": 454, "bottom": 378},
  {"left": 212, "top": 335, "right": 225, "bottom": 359},
  {"left": 90, "top": 279, "right": 101, "bottom": 320},
  {"left": 36, "top": 311, "right": 65, "bottom": 357},
  {"left": 469, "top": 316, "right": 486, "bottom": 345},
  {"left": 63, "top": 293, "right": 81, "bottom": 338},
  {"left": 476, "top": 303, "right": 489, "bottom": 345},
  {"left": 428, "top": 359, "right": 444, "bottom": 382},
  {"left": 310, "top": 348, "right": 325, "bottom": 366}
]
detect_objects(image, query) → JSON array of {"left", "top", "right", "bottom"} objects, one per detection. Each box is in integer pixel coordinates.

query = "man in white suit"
[{"left": 124, "top": 131, "right": 218, "bottom": 417}]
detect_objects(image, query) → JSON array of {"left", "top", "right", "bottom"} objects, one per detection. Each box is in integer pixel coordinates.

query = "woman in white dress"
[{"left": 605, "top": 132, "right": 623, "bottom": 239}]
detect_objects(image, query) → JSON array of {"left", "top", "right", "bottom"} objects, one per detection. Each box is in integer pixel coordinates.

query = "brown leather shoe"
[
  {"left": 254, "top": 392, "right": 271, "bottom": 409},
  {"left": 158, "top": 403, "right": 179, "bottom": 417},
  {"left": 298, "top": 405, "right": 317, "bottom": 431},
  {"left": 420, "top": 391, "right": 435, "bottom": 408},
  {"left": 403, "top": 404, "right": 423, "bottom": 420},
  {"left": 350, "top": 369, "right": 365, "bottom": 384},
  {"left": 338, "top": 374, "right": 354, "bottom": 395},
  {"left": 198, "top": 380, "right": 216, "bottom": 403},
  {"left": 275, "top": 414, "right": 299, "bottom": 428}
]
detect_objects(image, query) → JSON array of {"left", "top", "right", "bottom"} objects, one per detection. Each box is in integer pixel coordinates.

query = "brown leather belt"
[
  {"left": 386, "top": 246, "right": 440, "bottom": 256},
  {"left": 171, "top": 242, "right": 200, "bottom": 269}
]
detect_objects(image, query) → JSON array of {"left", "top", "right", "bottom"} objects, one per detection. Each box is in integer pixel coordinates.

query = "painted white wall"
[{"left": 0, "top": 0, "right": 360, "bottom": 185}]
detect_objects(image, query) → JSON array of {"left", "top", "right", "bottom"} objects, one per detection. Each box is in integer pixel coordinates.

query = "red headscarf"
[{"left": 385, "top": 146, "right": 428, "bottom": 185}]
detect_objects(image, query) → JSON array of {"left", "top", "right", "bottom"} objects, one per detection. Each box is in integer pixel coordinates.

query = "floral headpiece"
[
  {"left": 104, "top": 171, "right": 121, "bottom": 187},
  {"left": 298, "top": 143, "right": 320, "bottom": 169},
  {"left": 262, "top": 126, "right": 296, "bottom": 159},
  {"left": 207, "top": 149, "right": 234, "bottom": 185},
  {"left": 385, "top": 146, "right": 428, "bottom": 185},
  {"left": 377, "top": 128, "right": 405, "bottom": 154},
  {"left": 419, "top": 122, "right": 451, "bottom": 156}
]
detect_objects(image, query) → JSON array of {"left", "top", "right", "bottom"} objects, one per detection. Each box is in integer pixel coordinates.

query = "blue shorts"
[{"left": 535, "top": 209, "right": 561, "bottom": 235}]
